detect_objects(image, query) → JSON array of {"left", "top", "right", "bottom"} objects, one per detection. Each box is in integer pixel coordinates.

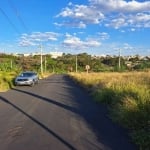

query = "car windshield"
[{"left": 20, "top": 72, "right": 35, "bottom": 77}]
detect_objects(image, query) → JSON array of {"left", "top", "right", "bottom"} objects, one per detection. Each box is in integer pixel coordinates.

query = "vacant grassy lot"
[{"left": 70, "top": 71, "right": 150, "bottom": 150}]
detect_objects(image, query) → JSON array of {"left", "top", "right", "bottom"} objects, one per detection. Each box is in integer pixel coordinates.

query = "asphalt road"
[{"left": 0, "top": 74, "right": 137, "bottom": 150}]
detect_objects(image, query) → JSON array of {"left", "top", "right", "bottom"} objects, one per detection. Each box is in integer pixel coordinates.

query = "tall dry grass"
[
  {"left": 0, "top": 71, "right": 17, "bottom": 92},
  {"left": 70, "top": 71, "right": 150, "bottom": 150}
]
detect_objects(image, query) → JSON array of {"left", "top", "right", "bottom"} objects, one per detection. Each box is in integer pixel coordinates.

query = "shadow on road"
[
  {"left": 61, "top": 75, "right": 137, "bottom": 150},
  {"left": 0, "top": 96, "right": 76, "bottom": 150},
  {"left": 12, "top": 87, "right": 78, "bottom": 114},
  {"left": 2, "top": 74, "right": 137, "bottom": 150}
]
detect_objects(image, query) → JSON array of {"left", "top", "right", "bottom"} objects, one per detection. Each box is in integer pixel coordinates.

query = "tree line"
[{"left": 0, "top": 53, "right": 150, "bottom": 73}]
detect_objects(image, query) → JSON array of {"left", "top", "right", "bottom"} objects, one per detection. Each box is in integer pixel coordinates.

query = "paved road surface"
[{"left": 0, "top": 74, "right": 137, "bottom": 150}]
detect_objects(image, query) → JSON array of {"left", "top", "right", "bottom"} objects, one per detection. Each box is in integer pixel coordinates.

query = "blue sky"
[{"left": 0, "top": 0, "right": 150, "bottom": 56}]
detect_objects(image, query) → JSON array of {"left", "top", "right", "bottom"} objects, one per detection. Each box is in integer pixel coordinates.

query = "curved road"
[{"left": 0, "top": 74, "right": 137, "bottom": 150}]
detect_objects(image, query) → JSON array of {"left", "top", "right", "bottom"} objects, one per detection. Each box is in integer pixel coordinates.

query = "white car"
[{"left": 15, "top": 71, "right": 39, "bottom": 86}]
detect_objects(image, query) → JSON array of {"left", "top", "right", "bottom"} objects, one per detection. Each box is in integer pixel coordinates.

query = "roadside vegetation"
[
  {"left": 0, "top": 53, "right": 150, "bottom": 149},
  {"left": 69, "top": 71, "right": 150, "bottom": 150},
  {"left": 0, "top": 53, "right": 150, "bottom": 73},
  {"left": 0, "top": 71, "right": 16, "bottom": 92}
]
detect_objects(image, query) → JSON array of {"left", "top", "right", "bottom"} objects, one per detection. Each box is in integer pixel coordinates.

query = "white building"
[{"left": 49, "top": 51, "right": 63, "bottom": 58}]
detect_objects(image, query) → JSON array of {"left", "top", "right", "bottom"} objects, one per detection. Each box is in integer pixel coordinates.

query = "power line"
[
  {"left": 7, "top": 0, "right": 29, "bottom": 32},
  {"left": 0, "top": 7, "right": 20, "bottom": 34}
]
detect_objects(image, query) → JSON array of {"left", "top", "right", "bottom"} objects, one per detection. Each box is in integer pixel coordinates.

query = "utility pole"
[
  {"left": 40, "top": 44, "right": 43, "bottom": 75},
  {"left": 75, "top": 54, "right": 78, "bottom": 73},
  {"left": 44, "top": 55, "right": 47, "bottom": 72},
  {"left": 10, "top": 59, "right": 13, "bottom": 69},
  {"left": 118, "top": 49, "right": 121, "bottom": 70}
]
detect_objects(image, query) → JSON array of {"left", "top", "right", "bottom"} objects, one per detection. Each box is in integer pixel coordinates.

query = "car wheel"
[
  {"left": 14, "top": 83, "right": 17, "bottom": 86},
  {"left": 30, "top": 80, "right": 35, "bottom": 87}
]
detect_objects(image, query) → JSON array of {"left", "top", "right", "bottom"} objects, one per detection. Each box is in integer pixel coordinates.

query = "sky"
[{"left": 0, "top": 0, "right": 150, "bottom": 56}]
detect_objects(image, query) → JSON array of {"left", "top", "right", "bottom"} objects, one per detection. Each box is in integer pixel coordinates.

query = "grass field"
[{"left": 70, "top": 71, "right": 150, "bottom": 150}]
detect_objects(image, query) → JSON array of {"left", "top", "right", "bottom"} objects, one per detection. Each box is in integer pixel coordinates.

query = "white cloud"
[
  {"left": 78, "top": 21, "right": 87, "bottom": 28},
  {"left": 62, "top": 35, "right": 101, "bottom": 49},
  {"left": 135, "top": 13, "right": 150, "bottom": 22},
  {"left": 128, "top": 13, "right": 150, "bottom": 28},
  {"left": 106, "top": 17, "right": 128, "bottom": 29},
  {"left": 105, "top": 12, "right": 150, "bottom": 29},
  {"left": 123, "top": 43, "right": 134, "bottom": 50},
  {"left": 85, "top": 39, "right": 101, "bottom": 47},
  {"left": 130, "top": 28, "right": 135, "bottom": 32},
  {"left": 19, "top": 32, "right": 60, "bottom": 47},
  {"left": 56, "top": 0, "right": 150, "bottom": 29},
  {"left": 98, "top": 32, "right": 110, "bottom": 40},
  {"left": 19, "top": 39, "right": 36, "bottom": 47},
  {"left": 54, "top": 21, "right": 86, "bottom": 28},
  {"left": 56, "top": 3, "right": 105, "bottom": 27},
  {"left": 89, "top": 0, "right": 150, "bottom": 13}
]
